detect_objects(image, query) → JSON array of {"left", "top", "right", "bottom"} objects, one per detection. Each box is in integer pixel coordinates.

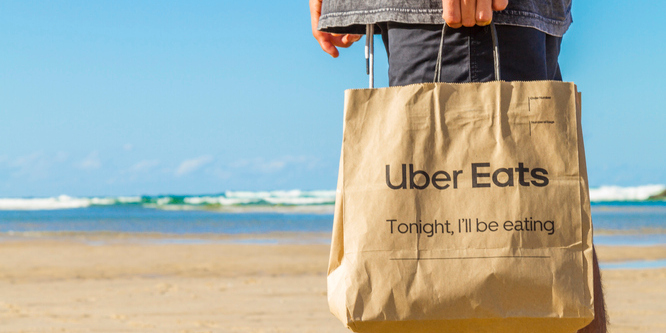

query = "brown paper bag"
[{"left": 328, "top": 81, "right": 594, "bottom": 333}]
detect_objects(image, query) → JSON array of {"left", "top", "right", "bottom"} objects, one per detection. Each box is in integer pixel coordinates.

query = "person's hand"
[
  {"left": 442, "top": 0, "right": 509, "bottom": 28},
  {"left": 310, "top": 0, "right": 362, "bottom": 58}
]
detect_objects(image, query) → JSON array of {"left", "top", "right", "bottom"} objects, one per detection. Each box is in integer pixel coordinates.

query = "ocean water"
[
  {"left": 0, "top": 206, "right": 333, "bottom": 235},
  {"left": 0, "top": 187, "right": 664, "bottom": 247}
]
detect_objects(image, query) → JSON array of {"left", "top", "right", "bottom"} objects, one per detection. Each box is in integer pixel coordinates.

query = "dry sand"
[{"left": 0, "top": 236, "right": 664, "bottom": 333}]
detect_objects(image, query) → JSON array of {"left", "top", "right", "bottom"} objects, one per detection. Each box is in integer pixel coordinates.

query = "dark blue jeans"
[{"left": 378, "top": 23, "right": 563, "bottom": 86}]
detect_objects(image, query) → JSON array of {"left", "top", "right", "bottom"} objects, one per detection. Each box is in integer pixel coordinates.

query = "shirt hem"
[{"left": 318, "top": 8, "right": 572, "bottom": 37}]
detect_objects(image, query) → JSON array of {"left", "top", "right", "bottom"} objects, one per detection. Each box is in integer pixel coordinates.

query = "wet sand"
[{"left": 0, "top": 237, "right": 664, "bottom": 332}]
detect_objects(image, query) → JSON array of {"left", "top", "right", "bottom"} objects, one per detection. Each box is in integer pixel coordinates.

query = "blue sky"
[{"left": 1, "top": 0, "right": 664, "bottom": 197}]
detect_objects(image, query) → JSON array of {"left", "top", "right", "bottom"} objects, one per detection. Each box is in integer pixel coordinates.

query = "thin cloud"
[
  {"left": 175, "top": 155, "right": 214, "bottom": 176},
  {"left": 2, "top": 151, "right": 69, "bottom": 180},
  {"left": 228, "top": 156, "right": 319, "bottom": 174},
  {"left": 8, "top": 152, "right": 50, "bottom": 179},
  {"left": 128, "top": 159, "right": 160, "bottom": 173},
  {"left": 54, "top": 151, "right": 69, "bottom": 163},
  {"left": 75, "top": 151, "right": 101, "bottom": 170}
]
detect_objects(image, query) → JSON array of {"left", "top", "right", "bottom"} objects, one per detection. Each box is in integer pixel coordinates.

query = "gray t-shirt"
[{"left": 318, "top": 0, "right": 572, "bottom": 37}]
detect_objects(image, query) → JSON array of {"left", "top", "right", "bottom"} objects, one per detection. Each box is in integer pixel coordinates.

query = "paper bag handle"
[
  {"left": 434, "top": 22, "right": 501, "bottom": 82},
  {"left": 365, "top": 24, "right": 375, "bottom": 88}
]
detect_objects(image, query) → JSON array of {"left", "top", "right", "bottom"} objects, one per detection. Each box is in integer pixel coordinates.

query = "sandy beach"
[{"left": 0, "top": 235, "right": 664, "bottom": 333}]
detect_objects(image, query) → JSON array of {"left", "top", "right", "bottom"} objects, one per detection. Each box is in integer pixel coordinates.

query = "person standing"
[{"left": 309, "top": 1, "right": 607, "bottom": 332}]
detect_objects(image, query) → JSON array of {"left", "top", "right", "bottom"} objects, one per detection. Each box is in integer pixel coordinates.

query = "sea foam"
[
  {"left": 589, "top": 185, "right": 666, "bottom": 202},
  {"left": 0, "top": 195, "right": 91, "bottom": 210},
  {"left": 0, "top": 185, "right": 663, "bottom": 211}
]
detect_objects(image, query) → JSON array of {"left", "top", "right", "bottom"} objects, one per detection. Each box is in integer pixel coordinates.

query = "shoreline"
[
  {"left": 2, "top": 231, "right": 665, "bottom": 262},
  {"left": 0, "top": 230, "right": 333, "bottom": 244},
  {"left": 1, "top": 233, "right": 666, "bottom": 266}
]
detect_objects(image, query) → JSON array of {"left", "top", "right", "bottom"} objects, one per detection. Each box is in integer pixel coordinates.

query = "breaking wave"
[
  {"left": 0, "top": 185, "right": 664, "bottom": 211},
  {"left": 589, "top": 185, "right": 666, "bottom": 202},
  {"left": 0, "top": 190, "right": 336, "bottom": 211}
]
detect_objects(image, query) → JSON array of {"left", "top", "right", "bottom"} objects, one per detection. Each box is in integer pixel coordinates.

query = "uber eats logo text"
[{"left": 385, "top": 163, "right": 549, "bottom": 190}]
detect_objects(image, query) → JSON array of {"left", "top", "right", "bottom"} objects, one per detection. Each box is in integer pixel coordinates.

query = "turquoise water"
[
  {"left": 591, "top": 201, "right": 666, "bottom": 230},
  {"left": 0, "top": 201, "right": 664, "bottom": 244},
  {"left": 1, "top": 199, "right": 663, "bottom": 270},
  {"left": 0, "top": 206, "right": 334, "bottom": 234}
]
